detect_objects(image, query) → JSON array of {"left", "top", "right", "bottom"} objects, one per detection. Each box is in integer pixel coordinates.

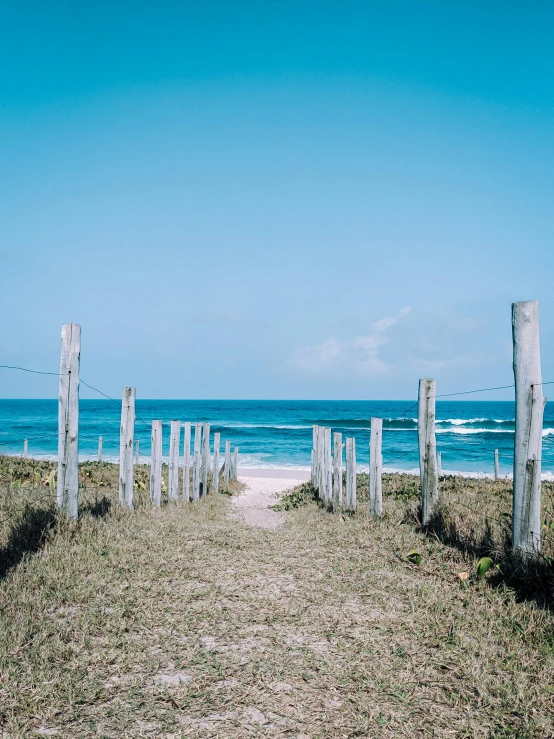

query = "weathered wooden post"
[
  {"left": 437, "top": 451, "right": 442, "bottom": 479},
  {"left": 183, "top": 422, "right": 191, "bottom": 501},
  {"left": 418, "top": 379, "right": 438, "bottom": 525},
  {"left": 317, "top": 426, "right": 325, "bottom": 500},
  {"left": 168, "top": 420, "right": 181, "bottom": 501},
  {"left": 150, "top": 420, "right": 162, "bottom": 506},
  {"left": 119, "top": 387, "right": 135, "bottom": 509},
  {"left": 324, "top": 427, "right": 332, "bottom": 506},
  {"left": 23, "top": 439, "right": 28, "bottom": 459},
  {"left": 192, "top": 423, "right": 202, "bottom": 501},
  {"left": 232, "top": 446, "right": 239, "bottom": 480},
  {"left": 312, "top": 424, "right": 318, "bottom": 487},
  {"left": 345, "top": 437, "right": 356, "bottom": 513},
  {"left": 212, "top": 432, "right": 220, "bottom": 493},
  {"left": 333, "top": 431, "right": 342, "bottom": 510},
  {"left": 97, "top": 435, "right": 103, "bottom": 463},
  {"left": 201, "top": 422, "right": 210, "bottom": 495},
  {"left": 494, "top": 449, "right": 500, "bottom": 480},
  {"left": 224, "top": 440, "right": 231, "bottom": 485},
  {"left": 369, "top": 417, "right": 383, "bottom": 517},
  {"left": 512, "top": 301, "right": 545, "bottom": 554},
  {"left": 57, "top": 323, "right": 80, "bottom": 519}
]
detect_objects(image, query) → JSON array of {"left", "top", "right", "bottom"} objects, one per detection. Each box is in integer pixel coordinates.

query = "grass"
[{"left": 1, "top": 458, "right": 554, "bottom": 737}]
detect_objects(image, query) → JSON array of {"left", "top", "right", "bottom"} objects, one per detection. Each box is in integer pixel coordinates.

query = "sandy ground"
[{"left": 233, "top": 469, "right": 309, "bottom": 529}]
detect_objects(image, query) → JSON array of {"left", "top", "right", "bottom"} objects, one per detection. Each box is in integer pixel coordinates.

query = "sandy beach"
[{"left": 233, "top": 468, "right": 309, "bottom": 528}]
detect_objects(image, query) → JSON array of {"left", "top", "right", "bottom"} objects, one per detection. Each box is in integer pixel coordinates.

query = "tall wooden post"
[
  {"left": 201, "top": 423, "right": 210, "bottom": 495},
  {"left": 224, "top": 440, "right": 231, "bottom": 484},
  {"left": 418, "top": 379, "right": 438, "bottom": 525},
  {"left": 333, "top": 431, "right": 342, "bottom": 510},
  {"left": 150, "top": 420, "right": 162, "bottom": 506},
  {"left": 345, "top": 437, "right": 356, "bottom": 513},
  {"left": 192, "top": 423, "right": 202, "bottom": 501},
  {"left": 212, "top": 432, "right": 220, "bottom": 493},
  {"left": 512, "top": 301, "right": 545, "bottom": 554},
  {"left": 232, "top": 446, "right": 239, "bottom": 480},
  {"left": 119, "top": 387, "right": 135, "bottom": 509},
  {"left": 97, "top": 435, "right": 103, "bottom": 463},
  {"left": 369, "top": 417, "right": 383, "bottom": 517},
  {"left": 494, "top": 449, "right": 500, "bottom": 480},
  {"left": 324, "top": 427, "right": 332, "bottom": 506},
  {"left": 317, "top": 427, "right": 325, "bottom": 499},
  {"left": 312, "top": 426, "right": 318, "bottom": 486},
  {"left": 57, "top": 323, "right": 80, "bottom": 519},
  {"left": 183, "top": 422, "right": 191, "bottom": 501},
  {"left": 168, "top": 420, "right": 181, "bottom": 501}
]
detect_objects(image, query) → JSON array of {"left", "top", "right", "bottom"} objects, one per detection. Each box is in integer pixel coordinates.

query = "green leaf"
[
  {"left": 407, "top": 549, "right": 421, "bottom": 565},
  {"left": 475, "top": 557, "right": 494, "bottom": 578}
]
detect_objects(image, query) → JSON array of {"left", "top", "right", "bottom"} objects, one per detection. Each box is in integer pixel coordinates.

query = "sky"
[{"left": 1, "top": 1, "right": 554, "bottom": 400}]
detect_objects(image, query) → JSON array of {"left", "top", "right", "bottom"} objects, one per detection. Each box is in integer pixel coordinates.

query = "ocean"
[{"left": 1, "top": 399, "right": 554, "bottom": 478}]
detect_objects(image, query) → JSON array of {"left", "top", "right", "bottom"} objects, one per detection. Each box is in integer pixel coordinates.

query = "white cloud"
[{"left": 288, "top": 307, "right": 411, "bottom": 375}]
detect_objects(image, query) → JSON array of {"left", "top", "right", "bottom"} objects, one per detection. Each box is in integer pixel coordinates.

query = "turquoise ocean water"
[{"left": 1, "top": 399, "right": 554, "bottom": 478}]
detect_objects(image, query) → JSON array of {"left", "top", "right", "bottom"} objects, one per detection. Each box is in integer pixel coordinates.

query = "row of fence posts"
[
  {"left": 310, "top": 301, "right": 545, "bottom": 556},
  {"left": 55, "top": 323, "right": 238, "bottom": 519}
]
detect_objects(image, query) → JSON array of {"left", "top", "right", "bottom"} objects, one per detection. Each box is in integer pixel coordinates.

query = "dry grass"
[{"left": 1, "top": 458, "right": 554, "bottom": 738}]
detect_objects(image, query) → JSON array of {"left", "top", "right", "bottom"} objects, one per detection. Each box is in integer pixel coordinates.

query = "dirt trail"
[{"left": 233, "top": 474, "right": 306, "bottom": 529}]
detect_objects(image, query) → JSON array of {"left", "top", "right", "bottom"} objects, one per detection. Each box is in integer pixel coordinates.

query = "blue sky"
[{"left": 1, "top": 1, "right": 554, "bottom": 399}]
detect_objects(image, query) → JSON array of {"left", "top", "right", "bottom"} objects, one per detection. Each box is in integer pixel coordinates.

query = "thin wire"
[{"left": 0, "top": 364, "right": 64, "bottom": 376}]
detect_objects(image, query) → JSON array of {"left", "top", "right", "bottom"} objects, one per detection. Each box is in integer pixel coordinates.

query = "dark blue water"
[{"left": 1, "top": 399, "right": 554, "bottom": 477}]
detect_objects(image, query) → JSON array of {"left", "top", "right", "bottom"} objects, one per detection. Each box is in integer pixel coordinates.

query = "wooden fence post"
[
  {"left": 317, "top": 427, "right": 325, "bottom": 500},
  {"left": 201, "top": 423, "right": 210, "bottom": 495},
  {"left": 192, "top": 423, "right": 202, "bottom": 501},
  {"left": 324, "top": 428, "right": 332, "bottom": 506},
  {"left": 119, "top": 387, "right": 135, "bottom": 509},
  {"left": 312, "top": 426, "right": 318, "bottom": 486},
  {"left": 97, "top": 435, "right": 102, "bottom": 463},
  {"left": 232, "top": 446, "right": 239, "bottom": 480},
  {"left": 224, "top": 440, "right": 231, "bottom": 484},
  {"left": 23, "top": 439, "right": 28, "bottom": 459},
  {"left": 418, "top": 379, "right": 438, "bottom": 525},
  {"left": 494, "top": 449, "right": 500, "bottom": 480},
  {"left": 369, "top": 417, "right": 383, "bottom": 517},
  {"left": 213, "top": 432, "right": 220, "bottom": 493},
  {"left": 168, "top": 420, "right": 181, "bottom": 501},
  {"left": 333, "top": 431, "right": 342, "bottom": 510},
  {"left": 345, "top": 437, "right": 356, "bottom": 513},
  {"left": 512, "top": 300, "right": 545, "bottom": 554},
  {"left": 437, "top": 451, "right": 442, "bottom": 479},
  {"left": 150, "top": 420, "right": 162, "bottom": 506},
  {"left": 57, "top": 323, "right": 80, "bottom": 519},
  {"left": 183, "top": 422, "right": 191, "bottom": 501}
]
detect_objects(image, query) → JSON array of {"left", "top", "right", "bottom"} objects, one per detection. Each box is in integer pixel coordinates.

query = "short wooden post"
[
  {"left": 332, "top": 431, "right": 342, "bottom": 510},
  {"left": 23, "top": 439, "right": 28, "bottom": 459},
  {"left": 369, "top": 417, "right": 383, "bottom": 517},
  {"left": 224, "top": 440, "right": 231, "bottom": 484},
  {"left": 192, "top": 423, "right": 202, "bottom": 502},
  {"left": 418, "top": 379, "right": 438, "bottom": 525},
  {"left": 317, "top": 426, "right": 325, "bottom": 499},
  {"left": 437, "top": 451, "right": 442, "bottom": 479},
  {"left": 183, "top": 422, "right": 191, "bottom": 501},
  {"left": 168, "top": 420, "right": 181, "bottom": 501},
  {"left": 512, "top": 301, "right": 545, "bottom": 554},
  {"left": 213, "top": 432, "right": 220, "bottom": 493},
  {"left": 345, "top": 437, "right": 356, "bottom": 513},
  {"left": 232, "top": 446, "right": 239, "bottom": 480},
  {"left": 201, "top": 422, "right": 210, "bottom": 495},
  {"left": 494, "top": 449, "right": 500, "bottom": 480},
  {"left": 57, "top": 323, "right": 80, "bottom": 519},
  {"left": 119, "top": 387, "right": 135, "bottom": 509},
  {"left": 135, "top": 440, "right": 140, "bottom": 465},
  {"left": 150, "top": 420, "right": 162, "bottom": 506},
  {"left": 97, "top": 435, "right": 103, "bottom": 463}
]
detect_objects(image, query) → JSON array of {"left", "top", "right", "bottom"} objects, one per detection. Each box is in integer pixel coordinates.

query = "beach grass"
[{"left": 1, "top": 457, "right": 554, "bottom": 737}]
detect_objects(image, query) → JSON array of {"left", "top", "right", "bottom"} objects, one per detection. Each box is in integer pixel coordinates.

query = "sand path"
[{"left": 233, "top": 469, "right": 310, "bottom": 529}]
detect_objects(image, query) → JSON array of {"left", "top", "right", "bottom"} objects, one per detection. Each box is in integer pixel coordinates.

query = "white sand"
[{"left": 232, "top": 472, "right": 307, "bottom": 529}]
